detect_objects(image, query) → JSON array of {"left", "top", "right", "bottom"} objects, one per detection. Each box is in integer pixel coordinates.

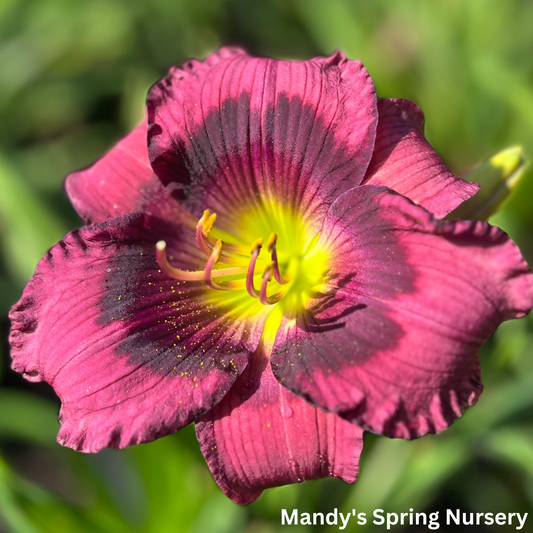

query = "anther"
[
  {"left": 202, "top": 211, "right": 217, "bottom": 236},
  {"left": 259, "top": 263, "right": 283, "bottom": 306},
  {"left": 156, "top": 241, "right": 246, "bottom": 282},
  {"left": 246, "top": 238, "right": 263, "bottom": 299},
  {"left": 196, "top": 211, "right": 215, "bottom": 256},
  {"left": 267, "top": 233, "right": 288, "bottom": 285},
  {"left": 266, "top": 233, "right": 277, "bottom": 253},
  {"left": 195, "top": 210, "right": 251, "bottom": 265}
]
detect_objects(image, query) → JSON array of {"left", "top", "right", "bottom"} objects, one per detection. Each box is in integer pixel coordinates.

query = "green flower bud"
[{"left": 447, "top": 147, "right": 528, "bottom": 221}]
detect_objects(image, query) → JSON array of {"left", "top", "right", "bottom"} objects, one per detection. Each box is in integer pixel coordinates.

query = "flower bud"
[{"left": 447, "top": 147, "right": 528, "bottom": 221}]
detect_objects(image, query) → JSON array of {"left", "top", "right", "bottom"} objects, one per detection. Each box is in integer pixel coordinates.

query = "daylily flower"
[{"left": 9, "top": 47, "right": 533, "bottom": 505}]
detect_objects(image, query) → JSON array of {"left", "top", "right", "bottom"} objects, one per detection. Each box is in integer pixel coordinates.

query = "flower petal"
[
  {"left": 363, "top": 99, "right": 479, "bottom": 218},
  {"left": 196, "top": 345, "right": 363, "bottom": 505},
  {"left": 147, "top": 47, "right": 377, "bottom": 231},
  {"left": 65, "top": 122, "right": 192, "bottom": 226},
  {"left": 9, "top": 214, "right": 264, "bottom": 452},
  {"left": 271, "top": 185, "right": 533, "bottom": 439}
]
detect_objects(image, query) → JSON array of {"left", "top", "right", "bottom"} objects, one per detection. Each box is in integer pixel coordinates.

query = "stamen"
[
  {"left": 245, "top": 238, "right": 263, "bottom": 299},
  {"left": 195, "top": 210, "right": 252, "bottom": 265},
  {"left": 202, "top": 211, "right": 217, "bottom": 235},
  {"left": 267, "top": 233, "right": 288, "bottom": 285},
  {"left": 160, "top": 213, "right": 294, "bottom": 302},
  {"left": 196, "top": 210, "right": 216, "bottom": 256},
  {"left": 156, "top": 241, "right": 246, "bottom": 281},
  {"left": 259, "top": 263, "right": 283, "bottom": 306},
  {"left": 204, "top": 240, "right": 242, "bottom": 290}
]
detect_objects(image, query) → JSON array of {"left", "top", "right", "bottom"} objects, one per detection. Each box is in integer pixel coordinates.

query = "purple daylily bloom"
[{"left": 9, "top": 47, "right": 533, "bottom": 504}]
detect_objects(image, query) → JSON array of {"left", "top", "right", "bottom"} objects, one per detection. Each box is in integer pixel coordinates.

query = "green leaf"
[
  {"left": 482, "top": 426, "right": 533, "bottom": 478},
  {"left": 0, "top": 153, "right": 67, "bottom": 286},
  {"left": 0, "top": 458, "right": 42, "bottom": 533},
  {"left": 0, "top": 390, "right": 59, "bottom": 447}
]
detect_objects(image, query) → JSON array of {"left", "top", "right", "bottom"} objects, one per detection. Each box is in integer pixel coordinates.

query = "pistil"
[{"left": 156, "top": 241, "right": 247, "bottom": 281}]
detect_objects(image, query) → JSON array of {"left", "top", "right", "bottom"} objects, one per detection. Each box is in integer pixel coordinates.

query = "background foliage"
[{"left": 1, "top": 0, "right": 533, "bottom": 531}]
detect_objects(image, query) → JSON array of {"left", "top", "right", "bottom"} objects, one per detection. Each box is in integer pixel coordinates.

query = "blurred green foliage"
[{"left": 1, "top": 0, "right": 533, "bottom": 531}]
